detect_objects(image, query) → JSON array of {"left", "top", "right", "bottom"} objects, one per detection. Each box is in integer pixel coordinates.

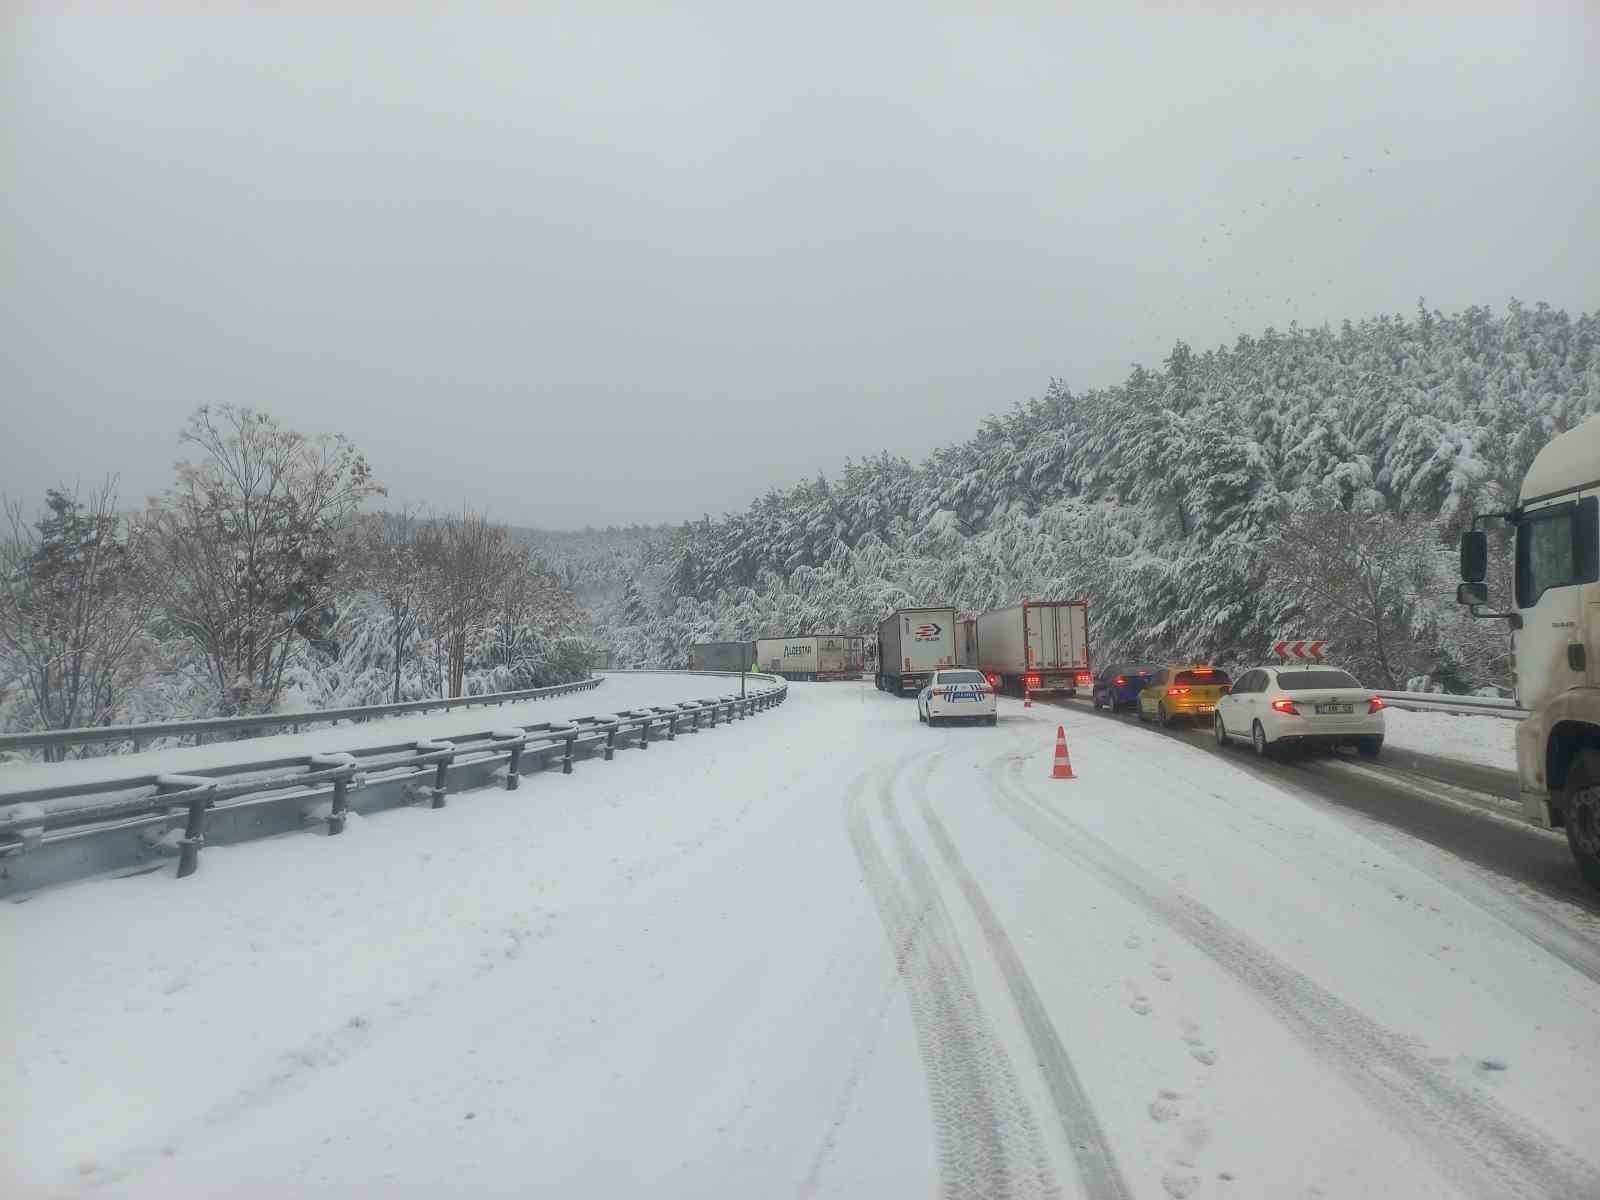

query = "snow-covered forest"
[
  {"left": 0, "top": 407, "right": 592, "bottom": 755},
  {"left": 589, "top": 301, "right": 1594, "bottom": 689}
]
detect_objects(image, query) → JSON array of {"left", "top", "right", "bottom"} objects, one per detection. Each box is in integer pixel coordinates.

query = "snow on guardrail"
[
  {"left": 1372, "top": 690, "right": 1526, "bottom": 720},
  {"left": 0, "top": 672, "right": 788, "bottom": 899}
]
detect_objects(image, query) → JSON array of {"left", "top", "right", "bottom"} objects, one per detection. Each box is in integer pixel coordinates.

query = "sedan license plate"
[{"left": 1315, "top": 703, "right": 1353, "bottom": 715}]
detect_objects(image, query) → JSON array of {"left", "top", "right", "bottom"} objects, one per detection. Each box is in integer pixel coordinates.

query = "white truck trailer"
[
  {"left": 876, "top": 607, "right": 958, "bottom": 696},
  {"left": 974, "top": 599, "right": 1091, "bottom": 697},
  {"left": 1459, "top": 417, "right": 1600, "bottom": 890},
  {"left": 755, "top": 634, "right": 866, "bottom": 680}
]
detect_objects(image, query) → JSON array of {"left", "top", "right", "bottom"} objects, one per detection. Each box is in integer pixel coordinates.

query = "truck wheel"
[
  {"left": 1564, "top": 751, "right": 1600, "bottom": 891},
  {"left": 1357, "top": 736, "right": 1384, "bottom": 760}
]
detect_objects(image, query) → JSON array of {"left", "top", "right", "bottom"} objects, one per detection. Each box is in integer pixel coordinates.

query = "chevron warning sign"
[{"left": 1272, "top": 639, "right": 1329, "bottom": 661}]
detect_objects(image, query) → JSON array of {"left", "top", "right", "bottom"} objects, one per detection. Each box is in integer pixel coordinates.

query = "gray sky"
[{"left": 3, "top": 3, "right": 1597, "bottom": 529}]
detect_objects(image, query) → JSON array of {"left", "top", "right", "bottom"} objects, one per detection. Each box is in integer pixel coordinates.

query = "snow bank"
[{"left": 1381, "top": 706, "right": 1518, "bottom": 772}]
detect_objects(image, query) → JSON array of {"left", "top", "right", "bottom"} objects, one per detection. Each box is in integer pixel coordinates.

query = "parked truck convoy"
[
  {"left": 877, "top": 607, "right": 959, "bottom": 695},
  {"left": 974, "top": 600, "right": 1092, "bottom": 697},
  {"left": 754, "top": 634, "right": 866, "bottom": 680},
  {"left": 1459, "top": 416, "right": 1600, "bottom": 890}
]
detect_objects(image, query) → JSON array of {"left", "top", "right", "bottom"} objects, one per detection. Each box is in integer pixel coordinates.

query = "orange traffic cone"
[
  {"left": 1050, "top": 726, "right": 1076, "bottom": 780},
  {"left": 1023, "top": 687, "right": 1032, "bottom": 709}
]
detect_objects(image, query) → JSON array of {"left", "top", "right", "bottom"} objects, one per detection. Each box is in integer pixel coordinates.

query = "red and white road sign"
[{"left": 1272, "top": 639, "right": 1328, "bottom": 661}]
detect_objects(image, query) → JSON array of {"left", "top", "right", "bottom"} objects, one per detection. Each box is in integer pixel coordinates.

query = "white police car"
[{"left": 917, "top": 669, "right": 999, "bottom": 727}]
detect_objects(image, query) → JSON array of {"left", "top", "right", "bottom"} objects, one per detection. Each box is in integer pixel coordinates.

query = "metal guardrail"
[
  {"left": 1372, "top": 690, "right": 1527, "bottom": 720},
  {"left": 0, "top": 677, "right": 604, "bottom": 758},
  {"left": 0, "top": 671, "right": 788, "bottom": 899}
]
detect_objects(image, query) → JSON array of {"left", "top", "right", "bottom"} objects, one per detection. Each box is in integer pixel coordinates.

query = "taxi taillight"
[{"left": 1167, "top": 686, "right": 1189, "bottom": 696}]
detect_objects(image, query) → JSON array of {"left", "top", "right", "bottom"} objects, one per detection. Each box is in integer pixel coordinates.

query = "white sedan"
[
  {"left": 1213, "top": 664, "right": 1385, "bottom": 758},
  {"left": 917, "top": 669, "right": 999, "bottom": 727}
]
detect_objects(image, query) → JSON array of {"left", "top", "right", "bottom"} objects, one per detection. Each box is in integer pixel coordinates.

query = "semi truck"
[
  {"left": 876, "top": 607, "right": 958, "bottom": 696},
  {"left": 974, "top": 599, "right": 1091, "bottom": 697},
  {"left": 957, "top": 617, "right": 979, "bottom": 668},
  {"left": 754, "top": 634, "right": 866, "bottom": 680},
  {"left": 689, "top": 641, "right": 755, "bottom": 673},
  {"left": 1459, "top": 416, "right": 1600, "bottom": 890}
]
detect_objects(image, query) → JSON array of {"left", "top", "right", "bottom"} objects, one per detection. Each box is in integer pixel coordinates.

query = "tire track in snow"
[
  {"left": 913, "top": 792, "right": 1133, "bottom": 1200},
  {"left": 845, "top": 753, "right": 1061, "bottom": 1200},
  {"left": 987, "top": 754, "right": 1600, "bottom": 1200}
]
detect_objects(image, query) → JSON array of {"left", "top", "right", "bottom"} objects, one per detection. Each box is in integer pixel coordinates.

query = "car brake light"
[
  {"left": 985, "top": 672, "right": 1000, "bottom": 687},
  {"left": 1114, "top": 675, "right": 1127, "bottom": 686},
  {"left": 1367, "top": 696, "right": 1385, "bottom": 713},
  {"left": 1167, "top": 686, "right": 1188, "bottom": 696},
  {"left": 1270, "top": 697, "right": 1299, "bottom": 715}
]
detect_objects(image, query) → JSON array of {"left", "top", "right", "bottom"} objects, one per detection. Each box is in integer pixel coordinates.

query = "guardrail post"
[
  {"left": 493, "top": 730, "right": 524, "bottom": 791},
  {"left": 640, "top": 716, "right": 650, "bottom": 749},
  {"left": 604, "top": 725, "right": 616, "bottom": 760},
  {"left": 665, "top": 710, "right": 676, "bottom": 741},
  {"left": 311, "top": 754, "right": 358, "bottom": 835},
  {"left": 159, "top": 775, "right": 216, "bottom": 879},
  {"left": 563, "top": 730, "right": 576, "bottom": 774},
  {"left": 415, "top": 741, "right": 453, "bottom": 807}
]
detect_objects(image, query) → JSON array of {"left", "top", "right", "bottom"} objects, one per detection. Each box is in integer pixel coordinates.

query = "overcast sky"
[{"left": 3, "top": 3, "right": 1596, "bottom": 529}]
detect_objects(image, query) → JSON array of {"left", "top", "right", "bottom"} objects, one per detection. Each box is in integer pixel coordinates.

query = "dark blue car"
[{"left": 1092, "top": 663, "right": 1160, "bottom": 713}]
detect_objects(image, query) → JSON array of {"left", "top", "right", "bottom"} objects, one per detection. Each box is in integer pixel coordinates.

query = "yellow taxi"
[{"left": 1136, "top": 664, "right": 1232, "bottom": 727}]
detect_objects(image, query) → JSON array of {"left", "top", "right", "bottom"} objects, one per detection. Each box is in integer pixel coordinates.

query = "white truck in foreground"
[{"left": 1459, "top": 416, "right": 1600, "bottom": 889}]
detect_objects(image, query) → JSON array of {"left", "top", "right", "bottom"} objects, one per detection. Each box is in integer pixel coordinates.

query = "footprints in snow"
[
  {"left": 1128, "top": 934, "right": 1230, "bottom": 1195},
  {"left": 1179, "top": 1018, "right": 1218, "bottom": 1066},
  {"left": 1124, "top": 934, "right": 1221, "bottom": 1066}
]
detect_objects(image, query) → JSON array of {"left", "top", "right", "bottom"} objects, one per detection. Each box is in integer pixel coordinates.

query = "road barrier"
[
  {"left": 0, "top": 677, "right": 606, "bottom": 761},
  {"left": 1372, "top": 690, "right": 1527, "bottom": 720},
  {"left": 0, "top": 672, "right": 787, "bottom": 899}
]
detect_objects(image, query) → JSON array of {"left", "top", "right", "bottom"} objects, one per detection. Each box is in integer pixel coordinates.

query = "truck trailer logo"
[{"left": 912, "top": 622, "right": 943, "bottom": 640}]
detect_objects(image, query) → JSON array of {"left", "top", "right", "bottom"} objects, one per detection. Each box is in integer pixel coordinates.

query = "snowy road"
[
  {"left": 1043, "top": 696, "right": 1599, "bottom": 922},
  {"left": 5, "top": 681, "right": 1600, "bottom": 1198}
]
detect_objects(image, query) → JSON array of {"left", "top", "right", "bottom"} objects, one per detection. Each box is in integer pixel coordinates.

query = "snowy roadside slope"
[
  {"left": 1380, "top": 706, "right": 1518, "bottom": 772},
  {"left": 0, "top": 673, "right": 744, "bottom": 793},
  {"left": 4, "top": 682, "right": 1598, "bottom": 1199}
]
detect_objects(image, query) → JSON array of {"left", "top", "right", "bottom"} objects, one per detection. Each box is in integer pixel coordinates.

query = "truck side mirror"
[
  {"left": 1459, "top": 530, "right": 1487, "bottom": 583},
  {"left": 1456, "top": 581, "right": 1488, "bottom": 606}
]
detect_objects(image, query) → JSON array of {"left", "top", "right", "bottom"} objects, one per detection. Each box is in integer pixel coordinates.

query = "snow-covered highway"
[{"left": 5, "top": 680, "right": 1600, "bottom": 1199}]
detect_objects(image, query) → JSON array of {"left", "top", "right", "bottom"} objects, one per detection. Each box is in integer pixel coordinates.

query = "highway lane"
[{"left": 1041, "top": 695, "right": 1600, "bottom": 920}]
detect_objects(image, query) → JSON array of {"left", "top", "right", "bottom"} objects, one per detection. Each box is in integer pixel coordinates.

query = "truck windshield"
[{"left": 1516, "top": 497, "right": 1599, "bottom": 608}]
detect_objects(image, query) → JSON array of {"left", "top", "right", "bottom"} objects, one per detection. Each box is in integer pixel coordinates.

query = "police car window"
[{"left": 939, "top": 670, "right": 987, "bottom": 685}]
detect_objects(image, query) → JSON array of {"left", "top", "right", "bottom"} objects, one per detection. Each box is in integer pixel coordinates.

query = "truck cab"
[{"left": 1460, "top": 418, "right": 1600, "bottom": 888}]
